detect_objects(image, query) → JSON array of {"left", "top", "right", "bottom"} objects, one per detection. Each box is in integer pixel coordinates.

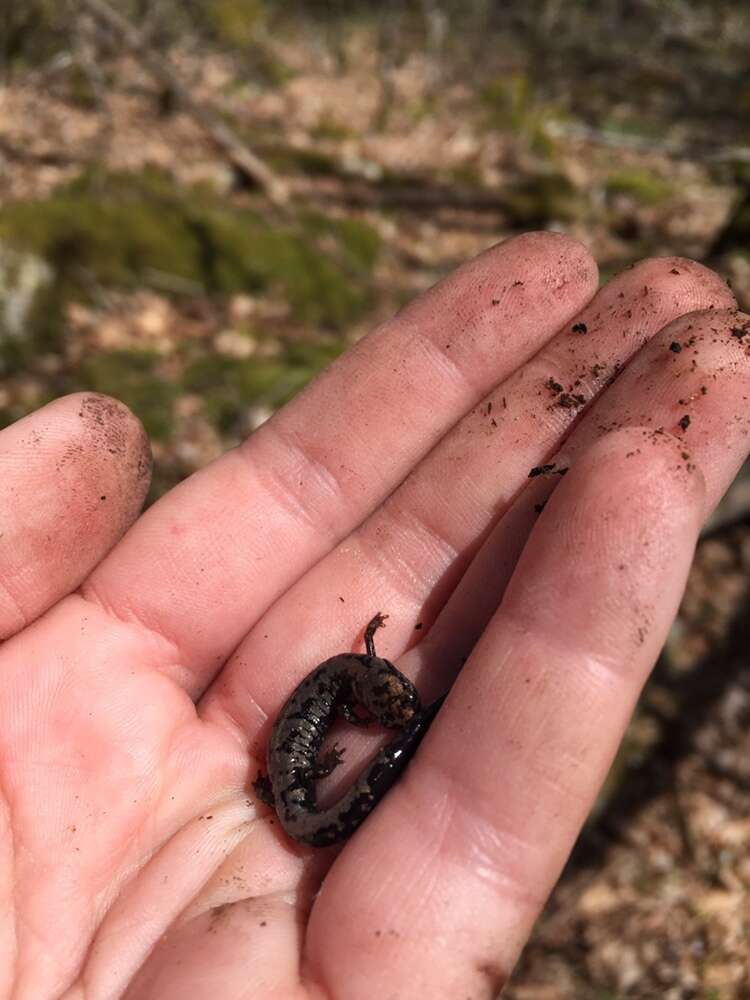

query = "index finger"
[{"left": 84, "top": 233, "right": 597, "bottom": 691}]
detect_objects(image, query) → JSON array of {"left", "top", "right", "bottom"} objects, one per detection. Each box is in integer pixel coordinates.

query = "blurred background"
[{"left": 1, "top": 1, "right": 748, "bottom": 995}]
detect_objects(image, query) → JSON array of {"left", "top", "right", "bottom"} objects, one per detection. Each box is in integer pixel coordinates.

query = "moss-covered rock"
[
  {"left": 0, "top": 168, "right": 381, "bottom": 492},
  {"left": 0, "top": 167, "right": 381, "bottom": 333}
]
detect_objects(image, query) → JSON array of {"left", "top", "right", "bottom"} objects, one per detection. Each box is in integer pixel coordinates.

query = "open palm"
[{"left": 1, "top": 234, "right": 748, "bottom": 999}]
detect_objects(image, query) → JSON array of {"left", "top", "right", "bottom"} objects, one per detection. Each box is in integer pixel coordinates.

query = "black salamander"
[{"left": 254, "top": 613, "right": 443, "bottom": 847}]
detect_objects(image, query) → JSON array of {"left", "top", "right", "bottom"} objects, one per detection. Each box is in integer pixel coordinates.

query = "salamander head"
[{"left": 354, "top": 657, "right": 421, "bottom": 728}]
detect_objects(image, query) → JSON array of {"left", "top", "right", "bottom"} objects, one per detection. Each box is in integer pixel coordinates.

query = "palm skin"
[{"left": 0, "top": 233, "right": 748, "bottom": 1000}]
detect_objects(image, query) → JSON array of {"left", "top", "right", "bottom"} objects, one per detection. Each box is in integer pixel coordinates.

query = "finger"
[
  {"left": 0, "top": 393, "right": 150, "bottom": 640},
  {"left": 201, "top": 257, "right": 734, "bottom": 737},
  {"left": 304, "top": 428, "right": 706, "bottom": 999},
  {"left": 417, "top": 306, "right": 750, "bottom": 680},
  {"left": 83, "top": 233, "right": 597, "bottom": 691}
]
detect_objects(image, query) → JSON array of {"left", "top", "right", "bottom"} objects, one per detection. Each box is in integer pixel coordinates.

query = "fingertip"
[
  {"left": 485, "top": 229, "right": 599, "bottom": 300},
  {"left": 396, "top": 229, "right": 599, "bottom": 336},
  {"left": 0, "top": 393, "right": 152, "bottom": 638},
  {"left": 626, "top": 255, "right": 737, "bottom": 311},
  {"left": 72, "top": 392, "right": 153, "bottom": 521}
]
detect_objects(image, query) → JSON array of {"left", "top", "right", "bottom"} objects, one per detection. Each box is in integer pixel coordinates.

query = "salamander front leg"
[{"left": 252, "top": 772, "right": 276, "bottom": 807}]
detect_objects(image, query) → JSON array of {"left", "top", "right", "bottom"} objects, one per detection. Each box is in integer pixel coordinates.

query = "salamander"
[{"left": 253, "top": 612, "right": 443, "bottom": 847}]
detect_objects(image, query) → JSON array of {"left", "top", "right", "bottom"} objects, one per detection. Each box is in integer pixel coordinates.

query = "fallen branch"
[
  {"left": 78, "top": 0, "right": 290, "bottom": 206},
  {"left": 303, "top": 180, "right": 509, "bottom": 212}
]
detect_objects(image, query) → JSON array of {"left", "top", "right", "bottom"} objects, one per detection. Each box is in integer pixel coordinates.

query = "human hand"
[{"left": 1, "top": 234, "right": 748, "bottom": 999}]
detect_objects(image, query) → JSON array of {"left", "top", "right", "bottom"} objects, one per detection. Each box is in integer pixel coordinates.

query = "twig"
[
  {"left": 0, "top": 136, "right": 80, "bottom": 167},
  {"left": 546, "top": 118, "right": 750, "bottom": 165},
  {"left": 297, "top": 178, "right": 511, "bottom": 212},
  {"left": 78, "top": 0, "right": 290, "bottom": 206}
]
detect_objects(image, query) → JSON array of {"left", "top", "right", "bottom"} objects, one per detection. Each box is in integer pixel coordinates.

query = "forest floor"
[{"left": 0, "top": 26, "right": 748, "bottom": 997}]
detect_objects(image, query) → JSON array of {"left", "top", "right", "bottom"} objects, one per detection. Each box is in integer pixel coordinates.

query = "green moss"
[
  {"left": 63, "top": 64, "right": 106, "bottom": 111},
  {"left": 187, "top": 1, "right": 292, "bottom": 85},
  {"left": 0, "top": 169, "right": 202, "bottom": 296},
  {"left": 301, "top": 211, "right": 382, "bottom": 271},
  {"left": 605, "top": 168, "right": 673, "bottom": 204},
  {"left": 599, "top": 115, "right": 666, "bottom": 144},
  {"left": 406, "top": 95, "right": 438, "bottom": 125},
  {"left": 481, "top": 73, "right": 535, "bottom": 131},
  {"left": 0, "top": 167, "right": 380, "bottom": 332},
  {"left": 182, "top": 335, "right": 342, "bottom": 433},
  {"left": 502, "top": 171, "right": 582, "bottom": 225},
  {"left": 75, "top": 350, "right": 177, "bottom": 441},
  {"left": 444, "top": 162, "right": 484, "bottom": 189},
  {"left": 311, "top": 118, "right": 355, "bottom": 141},
  {"left": 264, "top": 144, "right": 342, "bottom": 177},
  {"left": 212, "top": 214, "right": 373, "bottom": 328},
  {"left": 480, "top": 73, "right": 561, "bottom": 159},
  {"left": 200, "top": 0, "right": 265, "bottom": 46}
]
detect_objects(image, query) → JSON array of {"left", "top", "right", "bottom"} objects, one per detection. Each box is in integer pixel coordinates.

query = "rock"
[
  {"left": 214, "top": 328, "right": 257, "bottom": 359},
  {"left": 0, "top": 242, "right": 53, "bottom": 339}
]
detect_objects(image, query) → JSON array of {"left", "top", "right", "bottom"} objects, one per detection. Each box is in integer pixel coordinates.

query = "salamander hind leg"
[{"left": 311, "top": 742, "right": 346, "bottom": 779}]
